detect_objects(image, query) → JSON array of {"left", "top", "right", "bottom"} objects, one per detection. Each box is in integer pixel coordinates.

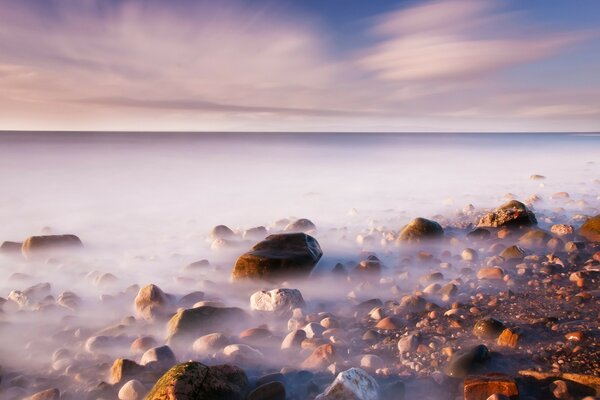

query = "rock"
[
  {"left": 462, "top": 248, "right": 479, "bottom": 262},
  {"left": 375, "top": 317, "right": 402, "bottom": 330},
  {"left": 497, "top": 328, "right": 520, "bottom": 349},
  {"left": 579, "top": 215, "right": 600, "bottom": 242},
  {"left": 518, "top": 229, "right": 551, "bottom": 248},
  {"left": 25, "top": 388, "right": 60, "bottom": 400},
  {"left": 193, "top": 333, "right": 230, "bottom": 356},
  {"left": 118, "top": 379, "right": 146, "bottom": 400},
  {"left": 464, "top": 373, "right": 518, "bottom": 400},
  {"left": 380, "top": 380, "right": 405, "bottom": 400},
  {"left": 468, "top": 228, "right": 491, "bottom": 241},
  {"left": 247, "top": 381, "right": 286, "bottom": 400},
  {"left": 284, "top": 218, "right": 316, "bottom": 233},
  {"left": 315, "top": 368, "right": 378, "bottom": 400},
  {"left": 8, "top": 290, "right": 28, "bottom": 308},
  {"left": 281, "top": 329, "right": 307, "bottom": 350},
  {"left": 445, "top": 345, "right": 490, "bottom": 378},
  {"left": 397, "top": 333, "right": 419, "bottom": 355},
  {"left": 232, "top": 233, "right": 322, "bottom": 281},
  {"left": 301, "top": 344, "right": 336, "bottom": 370},
  {"left": 56, "top": 291, "right": 81, "bottom": 310},
  {"left": 211, "top": 225, "right": 236, "bottom": 239},
  {"left": 111, "top": 359, "right": 145, "bottom": 384},
  {"left": 477, "top": 267, "right": 504, "bottom": 280},
  {"left": 130, "top": 337, "right": 158, "bottom": 355},
  {"left": 244, "top": 226, "right": 268, "bottom": 240},
  {"left": 221, "top": 344, "right": 264, "bottom": 365},
  {"left": 396, "top": 218, "right": 444, "bottom": 243},
  {"left": 167, "top": 306, "right": 247, "bottom": 345},
  {"left": 134, "top": 284, "right": 170, "bottom": 321},
  {"left": 177, "top": 291, "right": 205, "bottom": 308},
  {"left": 477, "top": 200, "right": 537, "bottom": 228},
  {"left": 145, "top": 362, "right": 249, "bottom": 400},
  {"left": 499, "top": 246, "right": 526, "bottom": 261},
  {"left": 473, "top": 318, "right": 505, "bottom": 339},
  {"left": 551, "top": 380, "right": 570, "bottom": 399},
  {"left": 360, "top": 354, "right": 384, "bottom": 371},
  {"left": 530, "top": 174, "right": 546, "bottom": 180},
  {"left": 140, "top": 346, "right": 177, "bottom": 370},
  {"left": 184, "top": 259, "right": 210, "bottom": 273},
  {"left": 551, "top": 224, "right": 574, "bottom": 237},
  {"left": 304, "top": 322, "right": 326, "bottom": 338},
  {"left": 250, "top": 288, "right": 305, "bottom": 313},
  {"left": 21, "top": 234, "right": 82, "bottom": 259},
  {"left": 0, "top": 241, "right": 22, "bottom": 255}
]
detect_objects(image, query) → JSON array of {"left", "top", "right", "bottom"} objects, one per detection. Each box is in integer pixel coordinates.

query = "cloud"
[{"left": 360, "top": 0, "right": 588, "bottom": 81}]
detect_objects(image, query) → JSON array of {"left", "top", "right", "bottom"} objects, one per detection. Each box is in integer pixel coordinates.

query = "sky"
[{"left": 1, "top": 0, "right": 599, "bottom": 132}]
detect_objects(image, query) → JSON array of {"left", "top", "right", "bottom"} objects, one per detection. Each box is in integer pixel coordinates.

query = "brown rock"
[
  {"left": 301, "top": 344, "right": 336, "bottom": 370},
  {"left": 579, "top": 215, "right": 600, "bottom": 242},
  {"left": 21, "top": 234, "right": 82, "bottom": 259},
  {"left": 110, "top": 358, "right": 144, "bottom": 384},
  {"left": 247, "top": 381, "right": 286, "bottom": 400},
  {"left": 464, "top": 373, "right": 518, "bottom": 400},
  {"left": 477, "top": 267, "right": 504, "bottom": 280},
  {"left": 396, "top": 218, "right": 444, "bottom": 243},
  {"left": 497, "top": 328, "right": 520, "bottom": 349},
  {"left": 477, "top": 200, "right": 537, "bottom": 229},
  {"left": 166, "top": 306, "right": 247, "bottom": 345},
  {"left": 26, "top": 389, "right": 60, "bottom": 400},
  {"left": 375, "top": 317, "right": 402, "bottom": 330},
  {"left": 232, "top": 233, "right": 322, "bottom": 281},
  {"left": 134, "top": 284, "right": 170, "bottom": 321},
  {"left": 565, "top": 331, "right": 584, "bottom": 342}
]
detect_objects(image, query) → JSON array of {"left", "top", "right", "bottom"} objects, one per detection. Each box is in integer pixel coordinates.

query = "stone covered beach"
[{"left": 1, "top": 195, "right": 600, "bottom": 400}]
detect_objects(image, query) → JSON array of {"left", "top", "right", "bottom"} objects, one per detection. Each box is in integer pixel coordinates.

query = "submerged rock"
[
  {"left": 167, "top": 306, "right": 247, "bottom": 344},
  {"left": 250, "top": 288, "right": 305, "bottom": 313},
  {"left": 445, "top": 345, "right": 490, "bottom": 378},
  {"left": 315, "top": 368, "right": 379, "bottom": 400},
  {"left": 579, "top": 215, "right": 600, "bottom": 242},
  {"left": 518, "top": 229, "right": 551, "bottom": 248},
  {"left": 210, "top": 225, "right": 236, "bottom": 240},
  {"left": 232, "top": 233, "right": 322, "bottom": 281},
  {"left": 145, "top": 361, "right": 248, "bottom": 400},
  {"left": 25, "top": 388, "right": 60, "bottom": 400},
  {"left": 0, "top": 241, "right": 22, "bottom": 255},
  {"left": 396, "top": 218, "right": 444, "bottom": 243},
  {"left": 477, "top": 200, "right": 537, "bottom": 228},
  {"left": 21, "top": 234, "right": 82, "bottom": 259}
]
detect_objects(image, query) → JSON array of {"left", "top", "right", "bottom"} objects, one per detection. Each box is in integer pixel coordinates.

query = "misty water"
[{"left": 0, "top": 131, "right": 599, "bottom": 399}]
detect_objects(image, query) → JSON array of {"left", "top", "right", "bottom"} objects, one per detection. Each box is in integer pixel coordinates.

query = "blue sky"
[{"left": 0, "top": 0, "right": 599, "bottom": 132}]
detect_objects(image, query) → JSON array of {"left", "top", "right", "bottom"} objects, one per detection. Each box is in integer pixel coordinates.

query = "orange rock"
[
  {"left": 477, "top": 267, "right": 504, "bottom": 280},
  {"left": 300, "top": 344, "right": 336, "bottom": 370},
  {"left": 565, "top": 331, "right": 584, "bottom": 341},
  {"left": 375, "top": 316, "right": 402, "bottom": 330},
  {"left": 464, "top": 373, "right": 519, "bottom": 400},
  {"left": 497, "top": 328, "right": 520, "bottom": 349}
]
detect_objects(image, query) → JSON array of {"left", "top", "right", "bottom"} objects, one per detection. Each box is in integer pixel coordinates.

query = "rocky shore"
[{"left": 1, "top": 198, "right": 600, "bottom": 400}]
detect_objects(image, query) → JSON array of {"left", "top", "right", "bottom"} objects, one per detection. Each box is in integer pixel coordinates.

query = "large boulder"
[
  {"left": 21, "top": 234, "right": 82, "bottom": 259},
  {"left": 477, "top": 200, "right": 537, "bottom": 228},
  {"left": 232, "top": 233, "right": 322, "bottom": 281},
  {"left": 134, "top": 284, "right": 170, "bottom": 321},
  {"left": 396, "top": 218, "right": 444, "bottom": 243},
  {"left": 145, "top": 361, "right": 248, "bottom": 400},
  {"left": 250, "top": 288, "right": 305, "bottom": 313},
  {"left": 579, "top": 215, "right": 600, "bottom": 242},
  {"left": 167, "top": 306, "right": 247, "bottom": 345},
  {"left": 315, "top": 368, "right": 379, "bottom": 400}
]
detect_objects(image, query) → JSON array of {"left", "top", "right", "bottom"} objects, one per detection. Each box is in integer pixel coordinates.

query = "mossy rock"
[
  {"left": 232, "top": 233, "right": 322, "bottom": 281},
  {"left": 477, "top": 200, "right": 537, "bottom": 228},
  {"left": 145, "top": 361, "right": 248, "bottom": 400},
  {"left": 396, "top": 218, "right": 444, "bottom": 243},
  {"left": 579, "top": 215, "right": 600, "bottom": 242}
]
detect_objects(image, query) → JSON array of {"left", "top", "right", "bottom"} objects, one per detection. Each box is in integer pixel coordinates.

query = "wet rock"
[
  {"left": 477, "top": 200, "right": 536, "bottom": 228},
  {"left": 111, "top": 358, "right": 145, "bottom": 384},
  {"left": 145, "top": 361, "right": 249, "bottom": 400},
  {"left": 21, "top": 234, "right": 82, "bottom": 259},
  {"left": 250, "top": 288, "right": 305, "bottom": 313},
  {"left": 315, "top": 368, "right": 378, "bottom": 400},
  {"left": 118, "top": 379, "right": 146, "bottom": 400},
  {"left": 464, "top": 373, "right": 518, "bottom": 400},
  {"left": 497, "top": 328, "right": 520, "bottom": 349},
  {"left": 140, "top": 346, "right": 177, "bottom": 371},
  {"left": 232, "top": 233, "right": 322, "bottom": 281},
  {"left": 579, "top": 215, "right": 600, "bottom": 242},
  {"left": 193, "top": 333, "right": 230, "bottom": 356},
  {"left": 166, "top": 306, "right": 247, "bottom": 344},
  {"left": 25, "top": 388, "right": 60, "bottom": 400},
  {"left": 499, "top": 246, "right": 526, "bottom": 261},
  {"left": 134, "top": 284, "right": 170, "bottom": 321},
  {"left": 445, "top": 345, "right": 490, "bottom": 378},
  {"left": 284, "top": 218, "right": 316, "bottom": 233},
  {"left": 211, "top": 225, "right": 236, "bottom": 240},
  {"left": 518, "top": 229, "right": 551, "bottom": 248},
  {"left": 473, "top": 318, "right": 505, "bottom": 339},
  {"left": 301, "top": 344, "right": 336, "bottom": 370},
  {"left": 247, "top": 381, "right": 286, "bottom": 400},
  {"left": 396, "top": 218, "right": 444, "bottom": 243}
]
